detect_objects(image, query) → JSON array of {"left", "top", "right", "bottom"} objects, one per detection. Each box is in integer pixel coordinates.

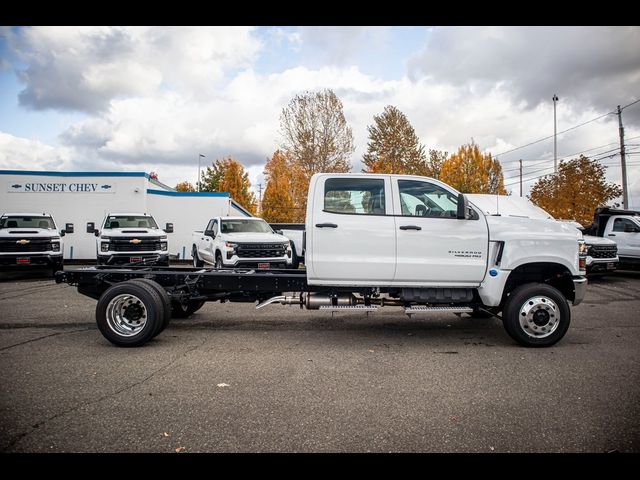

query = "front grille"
[
  {"left": 588, "top": 245, "right": 617, "bottom": 259},
  {"left": 236, "top": 243, "right": 286, "bottom": 258},
  {"left": 0, "top": 238, "right": 53, "bottom": 252},
  {"left": 109, "top": 237, "right": 162, "bottom": 252}
]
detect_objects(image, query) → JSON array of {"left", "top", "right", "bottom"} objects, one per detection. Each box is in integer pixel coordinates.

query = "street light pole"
[
  {"left": 197, "top": 154, "right": 205, "bottom": 192},
  {"left": 553, "top": 94, "right": 559, "bottom": 173}
]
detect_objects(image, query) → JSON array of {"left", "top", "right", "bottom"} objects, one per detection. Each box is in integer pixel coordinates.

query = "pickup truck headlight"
[
  {"left": 160, "top": 242, "right": 168, "bottom": 251},
  {"left": 51, "top": 242, "right": 60, "bottom": 252},
  {"left": 101, "top": 242, "right": 110, "bottom": 252},
  {"left": 225, "top": 242, "right": 238, "bottom": 250},
  {"left": 578, "top": 240, "right": 587, "bottom": 271}
]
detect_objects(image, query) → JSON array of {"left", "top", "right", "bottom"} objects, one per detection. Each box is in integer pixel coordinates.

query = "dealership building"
[{"left": 0, "top": 170, "right": 252, "bottom": 261}]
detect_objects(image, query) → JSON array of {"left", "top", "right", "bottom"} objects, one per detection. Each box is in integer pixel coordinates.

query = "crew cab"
[
  {"left": 192, "top": 216, "right": 293, "bottom": 269},
  {"left": 87, "top": 213, "right": 173, "bottom": 266},
  {"left": 57, "top": 173, "right": 587, "bottom": 349},
  {"left": 0, "top": 212, "right": 73, "bottom": 274},
  {"left": 583, "top": 208, "right": 640, "bottom": 268}
]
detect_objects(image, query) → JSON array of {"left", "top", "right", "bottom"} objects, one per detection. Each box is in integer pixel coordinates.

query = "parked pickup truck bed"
[{"left": 57, "top": 173, "right": 587, "bottom": 349}]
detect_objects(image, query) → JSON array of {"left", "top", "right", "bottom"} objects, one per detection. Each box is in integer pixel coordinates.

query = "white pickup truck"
[
  {"left": 192, "top": 216, "right": 293, "bottom": 269},
  {"left": 583, "top": 207, "right": 640, "bottom": 269},
  {"left": 59, "top": 173, "right": 587, "bottom": 348},
  {"left": 0, "top": 212, "right": 74, "bottom": 275},
  {"left": 87, "top": 213, "right": 174, "bottom": 266}
]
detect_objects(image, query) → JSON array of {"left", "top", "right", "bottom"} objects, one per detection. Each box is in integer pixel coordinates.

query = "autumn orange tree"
[
  {"left": 260, "top": 150, "right": 301, "bottom": 223},
  {"left": 214, "top": 157, "right": 257, "bottom": 215},
  {"left": 440, "top": 142, "right": 506, "bottom": 194},
  {"left": 529, "top": 155, "right": 622, "bottom": 226},
  {"left": 174, "top": 181, "right": 196, "bottom": 192}
]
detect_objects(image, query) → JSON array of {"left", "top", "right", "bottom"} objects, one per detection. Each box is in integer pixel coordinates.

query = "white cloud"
[{"left": 6, "top": 26, "right": 261, "bottom": 112}]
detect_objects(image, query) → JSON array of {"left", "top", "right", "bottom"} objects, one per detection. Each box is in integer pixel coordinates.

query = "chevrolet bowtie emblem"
[
  {"left": 17, "top": 239, "right": 30, "bottom": 245},
  {"left": 130, "top": 239, "right": 142, "bottom": 244}
]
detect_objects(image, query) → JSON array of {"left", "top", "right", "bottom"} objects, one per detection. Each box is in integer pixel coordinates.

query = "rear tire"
[
  {"left": 215, "top": 252, "right": 223, "bottom": 269},
  {"left": 96, "top": 280, "right": 166, "bottom": 347},
  {"left": 502, "top": 283, "right": 571, "bottom": 348},
  {"left": 129, "top": 278, "right": 171, "bottom": 336},
  {"left": 171, "top": 300, "right": 206, "bottom": 318}
]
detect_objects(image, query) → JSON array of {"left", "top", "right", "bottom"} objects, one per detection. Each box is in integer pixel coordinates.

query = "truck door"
[
  {"left": 392, "top": 178, "right": 489, "bottom": 285},
  {"left": 307, "top": 176, "right": 396, "bottom": 284},
  {"left": 607, "top": 217, "right": 640, "bottom": 259},
  {"left": 200, "top": 219, "right": 217, "bottom": 263}
]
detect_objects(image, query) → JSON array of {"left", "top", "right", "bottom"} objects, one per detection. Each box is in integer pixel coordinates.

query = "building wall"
[{"left": 1, "top": 171, "right": 251, "bottom": 261}]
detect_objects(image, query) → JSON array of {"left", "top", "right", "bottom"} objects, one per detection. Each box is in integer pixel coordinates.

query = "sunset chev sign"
[{"left": 8, "top": 182, "right": 117, "bottom": 193}]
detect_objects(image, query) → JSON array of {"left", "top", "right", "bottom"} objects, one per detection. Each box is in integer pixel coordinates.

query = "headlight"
[
  {"left": 51, "top": 242, "right": 60, "bottom": 252},
  {"left": 160, "top": 242, "right": 168, "bottom": 251},
  {"left": 578, "top": 240, "right": 588, "bottom": 256},
  {"left": 101, "top": 242, "right": 109, "bottom": 252},
  {"left": 225, "top": 242, "right": 238, "bottom": 249},
  {"left": 100, "top": 236, "right": 111, "bottom": 241},
  {"left": 160, "top": 235, "right": 167, "bottom": 240}
]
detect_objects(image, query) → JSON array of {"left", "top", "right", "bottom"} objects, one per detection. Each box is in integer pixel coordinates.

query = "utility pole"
[
  {"left": 519, "top": 159, "right": 523, "bottom": 197},
  {"left": 617, "top": 105, "right": 629, "bottom": 209},
  {"left": 197, "top": 154, "right": 205, "bottom": 192},
  {"left": 553, "top": 94, "right": 559, "bottom": 173},
  {"left": 257, "top": 183, "right": 263, "bottom": 215}
]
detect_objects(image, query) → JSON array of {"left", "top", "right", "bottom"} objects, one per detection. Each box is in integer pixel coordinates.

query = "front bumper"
[
  {"left": 0, "top": 253, "right": 63, "bottom": 267},
  {"left": 572, "top": 276, "right": 587, "bottom": 306},
  {"left": 98, "top": 253, "right": 170, "bottom": 265}
]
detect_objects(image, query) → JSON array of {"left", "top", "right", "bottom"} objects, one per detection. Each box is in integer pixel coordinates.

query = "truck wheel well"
[{"left": 503, "top": 262, "right": 575, "bottom": 306}]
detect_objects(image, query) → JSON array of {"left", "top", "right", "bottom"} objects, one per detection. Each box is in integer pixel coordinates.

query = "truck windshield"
[
  {"left": 0, "top": 216, "right": 56, "bottom": 229},
  {"left": 221, "top": 219, "right": 273, "bottom": 234},
  {"left": 104, "top": 216, "right": 158, "bottom": 229}
]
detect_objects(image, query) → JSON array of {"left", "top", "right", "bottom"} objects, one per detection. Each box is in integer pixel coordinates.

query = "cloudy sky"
[{"left": 1, "top": 26, "right": 639, "bottom": 207}]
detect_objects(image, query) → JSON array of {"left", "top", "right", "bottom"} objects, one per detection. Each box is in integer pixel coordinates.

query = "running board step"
[
  {"left": 405, "top": 306, "right": 473, "bottom": 315},
  {"left": 319, "top": 305, "right": 379, "bottom": 312}
]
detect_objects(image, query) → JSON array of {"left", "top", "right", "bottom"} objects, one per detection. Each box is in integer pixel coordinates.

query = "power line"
[
  {"left": 494, "top": 112, "right": 613, "bottom": 159},
  {"left": 494, "top": 96, "right": 640, "bottom": 160}
]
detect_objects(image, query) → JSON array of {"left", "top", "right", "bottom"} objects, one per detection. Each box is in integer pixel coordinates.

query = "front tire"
[
  {"left": 215, "top": 252, "right": 223, "bottom": 269},
  {"left": 502, "top": 283, "right": 571, "bottom": 347},
  {"left": 96, "top": 280, "right": 166, "bottom": 347},
  {"left": 192, "top": 246, "right": 204, "bottom": 268}
]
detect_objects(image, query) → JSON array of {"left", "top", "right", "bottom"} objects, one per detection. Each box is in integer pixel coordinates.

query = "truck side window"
[
  {"left": 398, "top": 180, "right": 459, "bottom": 218},
  {"left": 324, "top": 178, "right": 386, "bottom": 215},
  {"left": 613, "top": 218, "right": 638, "bottom": 232},
  {"left": 213, "top": 220, "right": 218, "bottom": 235}
]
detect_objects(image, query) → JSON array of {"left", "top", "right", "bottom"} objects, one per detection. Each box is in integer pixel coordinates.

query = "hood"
[
  {"left": 0, "top": 227, "right": 59, "bottom": 239},
  {"left": 583, "top": 234, "right": 616, "bottom": 246},
  {"left": 102, "top": 228, "right": 163, "bottom": 237},
  {"left": 222, "top": 232, "right": 290, "bottom": 244}
]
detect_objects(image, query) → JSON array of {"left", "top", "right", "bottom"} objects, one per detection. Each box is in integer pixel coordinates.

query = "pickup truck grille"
[
  {"left": 236, "top": 243, "right": 286, "bottom": 258},
  {"left": 588, "top": 245, "right": 617, "bottom": 259},
  {"left": 109, "top": 238, "right": 162, "bottom": 252},
  {"left": 0, "top": 237, "right": 53, "bottom": 252}
]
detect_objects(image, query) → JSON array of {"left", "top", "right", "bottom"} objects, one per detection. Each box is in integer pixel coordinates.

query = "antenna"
[{"left": 496, "top": 194, "right": 499, "bottom": 216}]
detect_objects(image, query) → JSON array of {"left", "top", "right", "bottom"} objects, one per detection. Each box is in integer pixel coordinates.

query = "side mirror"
[
  {"left": 164, "top": 222, "right": 174, "bottom": 233},
  {"left": 205, "top": 229, "right": 215, "bottom": 239},
  {"left": 275, "top": 229, "right": 283, "bottom": 235},
  {"left": 456, "top": 193, "right": 470, "bottom": 220},
  {"left": 86, "top": 222, "right": 95, "bottom": 234},
  {"left": 63, "top": 223, "right": 74, "bottom": 235}
]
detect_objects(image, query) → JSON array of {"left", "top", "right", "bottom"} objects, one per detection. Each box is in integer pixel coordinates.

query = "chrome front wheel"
[{"left": 518, "top": 296, "right": 560, "bottom": 339}]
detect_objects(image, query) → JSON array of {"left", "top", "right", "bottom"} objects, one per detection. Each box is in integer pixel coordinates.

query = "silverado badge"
[
  {"left": 130, "top": 239, "right": 142, "bottom": 244},
  {"left": 17, "top": 239, "right": 31, "bottom": 245}
]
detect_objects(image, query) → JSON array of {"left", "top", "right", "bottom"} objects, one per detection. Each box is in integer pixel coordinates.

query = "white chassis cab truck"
[
  {"left": 0, "top": 212, "right": 74, "bottom": 275},
  {"left": 192, "top": 216, "right": 293, "bottom": 269},
  {"left": 57, "top": 173, "right": 587, "bottom": 348},
  {"left": 87, "top": 213, "right": 174, "bottom": 266}
]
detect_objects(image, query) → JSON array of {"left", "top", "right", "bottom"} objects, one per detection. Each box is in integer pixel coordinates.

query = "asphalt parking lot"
[{"left": 1, "top": 267, "right": 639, "bottom": 453}]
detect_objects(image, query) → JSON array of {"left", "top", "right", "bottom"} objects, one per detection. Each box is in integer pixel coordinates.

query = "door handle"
[
  {"left": 608, "top": 234, "right": 616, "bottom": 236},
  {"left": 315, "top": 223, "right": 338, "bottom": 228},
  {"left": 399, "top": 225, "right": 422, "bottom": 231}
]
